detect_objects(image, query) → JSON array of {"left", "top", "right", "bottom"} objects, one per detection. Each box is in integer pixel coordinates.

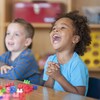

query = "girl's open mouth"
[{"left": 52, "top": 35, "right": 61, "bottom": 44}]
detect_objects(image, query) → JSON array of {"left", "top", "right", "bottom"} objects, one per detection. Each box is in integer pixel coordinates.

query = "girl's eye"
[
  {"left": 52, "top": 26, "right": 67, "bottom": 31},
  {"left": 61, "top": 26, "right": 68, "bottom": 29},
  {"left": 61, "top": 26, "right": 66, "bottom": 29}
]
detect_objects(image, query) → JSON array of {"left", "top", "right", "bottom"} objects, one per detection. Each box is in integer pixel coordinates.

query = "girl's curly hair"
[{"left": 55, "top": 11, "right": 91, "bottom": 56}]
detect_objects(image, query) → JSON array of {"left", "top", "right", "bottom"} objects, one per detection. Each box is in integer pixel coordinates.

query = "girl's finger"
[{"left": 55, "top": 63, "right": 60, "bottom": 68}]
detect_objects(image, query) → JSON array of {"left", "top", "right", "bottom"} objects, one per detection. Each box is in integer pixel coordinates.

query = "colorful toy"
[
  {"left": 5, "top": 82, "right": 14, "bottom": 87},
  {"left": 1, "top": 88, "right": 6, "bottom": 93},
  {"left": 12, "top": 92, "right": 19, "bottom": 97},
  {"left": 17, "top": 88, "right": 23, "bottom": 93},
  {"left": 0, "top": 80, "right": 38, "bottom": 99},
  {"left": 10, "top": 86, "right": 17, "bottom": 94},
  {"left": 33, "top": 85, "right": 38, "bottom": 90},
  {"left": 6, "top": 87, "right": 10, "bottom": 93},
  {"left": 23, "top": 80, "right": 30, "bottom": 84},
  {"left": 0, "top": 86, "right": 3, "bottom": 90}
]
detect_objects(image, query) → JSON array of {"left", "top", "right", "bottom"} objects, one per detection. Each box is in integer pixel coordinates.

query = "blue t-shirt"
[
  {"left": 43, "top": 52, "right": 89, "bottom": 95},
  {"left": 0, "top": 49, "right": 40, "bottom": 85}
]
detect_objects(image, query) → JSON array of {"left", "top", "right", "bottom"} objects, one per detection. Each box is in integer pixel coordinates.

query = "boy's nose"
[{"left": 9, "top": 35, "right": 14, "bottom": 39}]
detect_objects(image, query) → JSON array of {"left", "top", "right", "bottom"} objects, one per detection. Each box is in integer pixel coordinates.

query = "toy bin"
[{"left": 80, "top": 32, "right": 100, "bottom": 69}]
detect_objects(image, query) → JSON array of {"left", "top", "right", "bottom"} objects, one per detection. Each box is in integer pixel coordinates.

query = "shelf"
[
  {"left": 6, "top": 22, "right": 100, "bottom": 29},
  {"left": 89, "top": 68, "right": 100, "bottom": 72},
  {"left": 31, "top": 23, "right": 52, "bottom": 28},
  {"left": 34, "top": 23, "right": 100, "bottom": 29},
  {"left": 89, "top": 24, "right": 100, "bottom": 29},
  {"left": 6, "top": 22, "right": 52, "bottom": 28}
]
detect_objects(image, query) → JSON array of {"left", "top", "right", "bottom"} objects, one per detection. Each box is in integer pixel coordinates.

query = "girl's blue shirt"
[{"left": 43, "top": 52, "right": 89, "bottom": 95}]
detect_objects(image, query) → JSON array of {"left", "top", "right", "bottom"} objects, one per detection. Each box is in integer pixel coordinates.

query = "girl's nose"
[{"left": 54, "top": 28, "right": 60, "bottom": 32}]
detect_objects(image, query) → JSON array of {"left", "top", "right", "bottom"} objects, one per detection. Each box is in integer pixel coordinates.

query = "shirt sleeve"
[
  {"left": 0, "top": 62, "right": 5, "bottom": 67},
  {"left": 70, "top": 62, "right": 89, "bottom": 87},
  {"left": 0, "top": 52, "right": 39, "bottom": 80},
  {"left": 0, "top": 52, "right": 9, "bottom": 66}
]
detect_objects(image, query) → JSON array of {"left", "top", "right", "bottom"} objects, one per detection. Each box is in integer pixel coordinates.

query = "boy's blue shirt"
[
  {"left": 43, "top": 52, "right": 89, "bottom": 95},
  {"left": 0, "top": 49, "right": 40, "bottom": 85}
]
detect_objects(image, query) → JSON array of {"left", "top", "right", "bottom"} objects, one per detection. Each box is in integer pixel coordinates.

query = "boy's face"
[
  {"left": 50, "top": 18, "right": 79, "bottom": 52},
  {"left": 5, "top": 23, "right": 31, "bottom": 52}
]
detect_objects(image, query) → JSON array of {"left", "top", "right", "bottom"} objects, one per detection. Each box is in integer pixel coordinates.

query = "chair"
[{"left": 87, "top": 77, "right": 100, "bottom": 99}]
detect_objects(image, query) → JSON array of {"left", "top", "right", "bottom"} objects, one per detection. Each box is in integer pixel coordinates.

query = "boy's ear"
[
  {"left": 25, "top": 38, "right": 32, "bottom": 47},
  {"left": 72, "top": 35, "right": 80, "bottom": 44}
]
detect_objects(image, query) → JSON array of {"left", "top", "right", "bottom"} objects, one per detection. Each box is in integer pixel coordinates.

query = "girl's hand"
[
  {"left": 46, "top": 62, "right": 61, "bottom": 80},
  {"left": 0, "top": 65, "right": 13, "bottom": 74}
]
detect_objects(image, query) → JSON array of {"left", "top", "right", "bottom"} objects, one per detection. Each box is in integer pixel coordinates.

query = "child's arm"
[
  {"left": 0, "top": 61, "right": 13, "bottom": 74},
  {"left": 44, "top": 77, "right": 54, "bottom": 88},
  {"left": 0, "top": 65, "right": 13, "bottom": 74},
  {"left": 44, "top": 62, "right": 55, "bottom": 88},
  {"left": 47, "top": 63, "right": 85, "bottom": 95},
  {"left": 56, "top": 74, "right": 86, "bottom": 95},
  {"left": 0, "top": 62, "right": 5, "bottom": 67},
  {"left": 0, "top": 53, "right": 39, "bottom": 81}
]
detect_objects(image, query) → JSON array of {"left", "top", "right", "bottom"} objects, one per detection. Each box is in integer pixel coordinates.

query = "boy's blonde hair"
[
  {"left": 12, "top": 18, "right": 35, "bottom": 39},
  {"left": 12, "top": 18, "right": 35, "bottom": 48}
]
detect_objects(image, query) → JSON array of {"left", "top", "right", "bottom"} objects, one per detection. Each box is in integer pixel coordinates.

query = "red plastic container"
[{"left": 13, "top": 1, "right": 64, "bottom": 23}]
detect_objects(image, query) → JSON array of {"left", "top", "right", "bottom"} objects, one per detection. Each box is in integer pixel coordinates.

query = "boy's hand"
[
  {"left": 46, "top": 62, "right": 61, "bottom": 80},
  {"left": 0, "top": 65, "right": 13, "bottom": 74}
]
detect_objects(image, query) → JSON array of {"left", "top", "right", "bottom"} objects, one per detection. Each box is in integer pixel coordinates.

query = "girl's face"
[
  {"left": 50, "top": 18, "right": 79, "bottom": 52},
  {"left": 5, "top": 23, "right": 29, "bottom": 52}
]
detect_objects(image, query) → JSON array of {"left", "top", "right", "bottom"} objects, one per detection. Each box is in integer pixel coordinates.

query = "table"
[{"left": 0, "top": 78, "right": 97, "bottom": 100}]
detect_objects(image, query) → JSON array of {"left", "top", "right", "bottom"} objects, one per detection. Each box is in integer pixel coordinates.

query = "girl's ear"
[
  {"left": 25, "top": 38, "right": 32, "bottom": 47},
  {"left": 72, "top": 35, "right": 80, "bottom": 44}
]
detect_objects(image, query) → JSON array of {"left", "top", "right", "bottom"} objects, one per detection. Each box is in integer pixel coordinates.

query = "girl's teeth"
[{"left": 53, "top": 35, "right": 61, "bottom": 43}]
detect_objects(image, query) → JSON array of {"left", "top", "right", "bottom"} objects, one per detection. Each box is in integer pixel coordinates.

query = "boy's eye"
[
  {"left": 15, "top": 33, "right": 19, "bottom": 36},
  {"left": 6, "top": 32, "right": 10, "bottom": 35},
  {"left": 52, "top": 27, "right": 56, "bottom": 30}
]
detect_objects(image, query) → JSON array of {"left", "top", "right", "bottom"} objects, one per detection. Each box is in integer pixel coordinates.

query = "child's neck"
[
  {"left": 56, "top": 50, "right": 74, "bottom": 64},
  {"left": 10, "top": 48, "right": 26, "bottom": 61}
]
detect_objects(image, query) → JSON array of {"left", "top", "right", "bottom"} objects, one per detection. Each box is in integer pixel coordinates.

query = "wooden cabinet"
[
  {"left": 0, "top": 0, "right": 100, "bottom": 78},
  {"left": 0, "top": 0, "right": 6, "bottom": 55},
  {"left": 0, "top": 0, "right": 13, "bottom": 55},
  {"left": 0, "top": 0, "right": 72, "bottom": 55},
  {"left": 1, "top": 0, "right": 100, "bottom": 55}
]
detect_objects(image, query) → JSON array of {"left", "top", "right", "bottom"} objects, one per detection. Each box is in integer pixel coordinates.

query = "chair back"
[{"left": 87, "top": 77, "right": 100, "bottom": 99}]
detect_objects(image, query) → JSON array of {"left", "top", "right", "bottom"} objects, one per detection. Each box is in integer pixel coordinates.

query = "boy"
[
  {"left": 43, "top": 11, "right": 91, "bottom": 95},
  {"left": 0, "top": 18, "right": 40, "bottom": 85}
]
